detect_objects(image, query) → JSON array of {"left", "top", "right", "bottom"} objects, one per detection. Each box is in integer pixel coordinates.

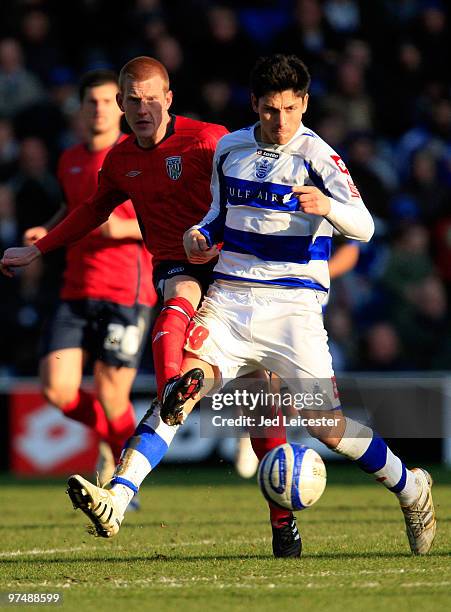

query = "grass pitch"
[{"left": 1, "top": 465, "right": 450, "bottom": 612}]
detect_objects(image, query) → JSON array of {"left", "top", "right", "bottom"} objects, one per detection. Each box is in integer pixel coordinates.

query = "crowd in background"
[{"left": 0, "top": 0, "right": 450, "bottom": 376}]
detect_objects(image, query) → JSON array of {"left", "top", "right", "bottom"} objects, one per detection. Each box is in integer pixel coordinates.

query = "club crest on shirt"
[
  {"left": 165, "top": 156, "right": 182, "bottom": 180},
  {"left": 255, "top": 156, "right": 273, "bottom": 180}
]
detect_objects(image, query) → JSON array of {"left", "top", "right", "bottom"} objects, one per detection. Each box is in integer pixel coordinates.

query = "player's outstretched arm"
[
  {"left": 0, "top": 245, "right": 41, "bottom": 277},
  {"left": 183, "top": 228, "right": 219, "bottom": 264}
]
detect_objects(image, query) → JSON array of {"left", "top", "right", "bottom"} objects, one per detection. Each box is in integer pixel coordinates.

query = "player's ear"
[
  {"left": 251, "top": 93, "right": 258, "bottom": 113},
  {"left": 165, "top": 89, "right": 173, "bottom": 111},
  {"left": 116, "top": 92, "right": 125, "bottom": 112},
  {"left": 301, "top": 93, "right": 309, "bottom": 113}
]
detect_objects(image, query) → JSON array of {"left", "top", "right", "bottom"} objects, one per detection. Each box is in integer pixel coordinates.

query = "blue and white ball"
[{"left": 258, "top": 443, "right": 327, "bottom": 510}]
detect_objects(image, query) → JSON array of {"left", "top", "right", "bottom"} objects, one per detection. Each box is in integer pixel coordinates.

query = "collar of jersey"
[{"left": 133, "top": 114, "right": 176, "bottom": 151}]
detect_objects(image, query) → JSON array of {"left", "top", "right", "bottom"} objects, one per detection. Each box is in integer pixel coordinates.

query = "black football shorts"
[{"left": 39, "top": 298, "right": 152, "bottom": 368}]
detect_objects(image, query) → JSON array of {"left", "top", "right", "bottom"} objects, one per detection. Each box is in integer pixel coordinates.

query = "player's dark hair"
[
  {"left": 250, "top": 54, "right": 311, "bottom": 100},
  {"left": 78, "top": 70, "right": 119, "bottom": 101}
]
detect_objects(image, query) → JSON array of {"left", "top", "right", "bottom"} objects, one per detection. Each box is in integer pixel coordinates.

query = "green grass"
[{"left": 1, "top": 465, "right": 450, "bottom": 612}]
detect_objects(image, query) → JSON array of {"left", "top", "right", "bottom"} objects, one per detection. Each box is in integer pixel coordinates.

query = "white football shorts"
[{"left": 185, "top": 281, "right": 341, "bottom": 410}]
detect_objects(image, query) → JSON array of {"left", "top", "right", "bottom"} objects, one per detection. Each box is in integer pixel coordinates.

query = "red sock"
[
  {"left": 60, "top": 389, "right": 109, "bottom": 439},
  {"left": 152, "top": 297, "right": 195, "bottom": 398},
  {"left": 250, "top": 407, "right": 292, "bottom": 526},
  {"left": 106, "top": 402, "right": 136, "bottom": 463}
]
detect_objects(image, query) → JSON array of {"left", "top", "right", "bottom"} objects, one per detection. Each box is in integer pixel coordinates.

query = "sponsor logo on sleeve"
[
  {"left": 331, "top": 155, "right": 350, "bottom": 175},
  {"left": 347, "top": 179, "right": 361, "bottom": 198}
]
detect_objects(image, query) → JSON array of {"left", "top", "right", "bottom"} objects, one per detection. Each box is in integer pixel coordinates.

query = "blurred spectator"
[
  {"left": 396, "top": 97, "right": 451, "bottom": 185},
  {"left": 376, "top": 41, "right": 426, "bottom": 137},
  {"left": 409, "top": 1, "right": 449, "bottom": 80},
  {"left": 433, "top": 215, "right": 451, "bottom": 292},
  {"left": 196, "top": 5, "right": 257, "bottom": 87},
  {"left": 325, "top": 306, "right": 357, "bottom": 372},
  {"left": 0, "top": 184, "right": 18, "bottom": 250},
  {"left": 399, "top": 275, "right": 451, "bottom": 369},
  {"left": 118, "top": 2, "right": 168, "bottom": 65},
  {"left": 199, "top": 79, "right": 252, "bottom": 131},
  {"left": 321, "top": 60, "right": 374, "bottom": 131},
  {"left": 20, "top": 9, "right": 63, "bottom": 86},
  {"left": 8, "top": 137, "right": 62, "bottom": 235},
  {"left": 0, "top": 116, "right": 19, "bottom": 180},
  {"left": 14, "top": 66, "right": 75, "bottom": 157},
  {"left": 315, "top": 111, "right": 348, "bottom": 156},
  {"left": 0, "top": 37, "right": 45, "bottom": 118},
  {"left": 395, "top": 149, "right": 450, "bottom": 225},
  {"left": 359, "top": 322, "right": 412, "bottom": 371},
  {"left": 9, "top": 257, "right": 49, "bottom": 375},
  {"left": 272, "top": 0, "right": 341, "bottom": 83},
  {"left": 346, "top": 133, "right": 393, "bottom": 220},
  {"left": 324, "top": 0, "right": 361, "bottom": 35},
  {"left": 382, "top": 222, "right": 435, "bottom": 330}
]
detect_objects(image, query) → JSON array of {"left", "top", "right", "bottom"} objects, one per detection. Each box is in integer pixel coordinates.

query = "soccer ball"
[{"left": 257, "top": 443, "right": 327, "bottom": 510}]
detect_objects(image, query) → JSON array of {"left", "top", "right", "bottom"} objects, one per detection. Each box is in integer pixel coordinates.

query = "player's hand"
[
  {"left": 0, "top": 245, "right": 41, "bottom": 277},
  {"left": 183, "top": 228, "right": 219, "bottom": 264},
  {"left": 23, "top": 226, "right": 48, "bottom": 246},
  {"left": 292, "top": 185, "right": 331, "bottom": 216}
]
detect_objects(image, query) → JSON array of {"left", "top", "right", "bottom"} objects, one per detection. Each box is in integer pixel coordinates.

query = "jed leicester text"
[{"left": 211, "top": 414, "right": 340, "bottom": 428}]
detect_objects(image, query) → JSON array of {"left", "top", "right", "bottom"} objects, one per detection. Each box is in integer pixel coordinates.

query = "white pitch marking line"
[{"left": 0, "top": 546, "right": 97, "bottom": 558}]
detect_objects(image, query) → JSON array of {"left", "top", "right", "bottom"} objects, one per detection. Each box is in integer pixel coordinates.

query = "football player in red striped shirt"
[{"left": 22, "top": 70, "right": 157, "bottom": 480}]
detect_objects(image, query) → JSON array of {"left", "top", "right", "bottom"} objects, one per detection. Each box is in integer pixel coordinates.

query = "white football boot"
[
  {"left": 66, "top": 474, "right": 123, "bottom": 538},
  {"left": 401, "top": 468, "right": 436, "bottom": 555}
]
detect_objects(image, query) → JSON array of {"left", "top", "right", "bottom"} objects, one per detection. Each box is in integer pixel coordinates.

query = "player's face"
[
  {"left": 252, "top": 90, "right": 309, "bottom": 145},
  {"left": 80, "top": 83, "right": 123, "bottom": 136},
  {"left": 117, "top": 75, "right": 173, "bottom": 148}
]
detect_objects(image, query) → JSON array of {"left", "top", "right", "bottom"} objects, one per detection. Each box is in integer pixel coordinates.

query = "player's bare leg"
[
  {"left": 42, "top": 349, "right": 118, "bottom": 484},
  {"left": 41, "top": 348, "right": 109, "bottom": 440},
  {"left": 40, "top": 348, "right": 84, "bottom": 410},
  {"left": 93, "top": 361, "right": 137, "bottom": 465},
  {"left": 305, "top": 408, "right": 436, "bottom": 555}
]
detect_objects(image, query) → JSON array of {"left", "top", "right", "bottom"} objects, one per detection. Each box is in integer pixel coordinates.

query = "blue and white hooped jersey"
[{"left": 195, "top": 122, "right": 374, "bottom": 291}]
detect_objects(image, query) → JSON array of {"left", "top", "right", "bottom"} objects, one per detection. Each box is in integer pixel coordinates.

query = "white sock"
[
  {"left": 397, "top": 469, "right": 420, "bottom": 506},
  {"left": 110, "top": 484, "right": 134, "bottom": 514},
  {"left": 334, "top": 417, "right": 420, "bottom": 505}
]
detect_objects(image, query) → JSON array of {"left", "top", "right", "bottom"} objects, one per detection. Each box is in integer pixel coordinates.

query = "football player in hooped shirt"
[
  {"left": 2, "top": 58, "right": 292, "bottom": 543},
  {"left": 23, "top": 70, "right": 156, "bottom": 480}
]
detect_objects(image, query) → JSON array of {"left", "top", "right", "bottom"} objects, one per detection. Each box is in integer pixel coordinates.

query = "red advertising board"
[{"left": 9, "top": 388, "right": 98, "bottom": 475}]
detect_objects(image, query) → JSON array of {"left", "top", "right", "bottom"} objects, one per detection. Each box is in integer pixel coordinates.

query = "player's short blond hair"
[{"left": 119, "top": 56, "right": 170, "bottom": 92}]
